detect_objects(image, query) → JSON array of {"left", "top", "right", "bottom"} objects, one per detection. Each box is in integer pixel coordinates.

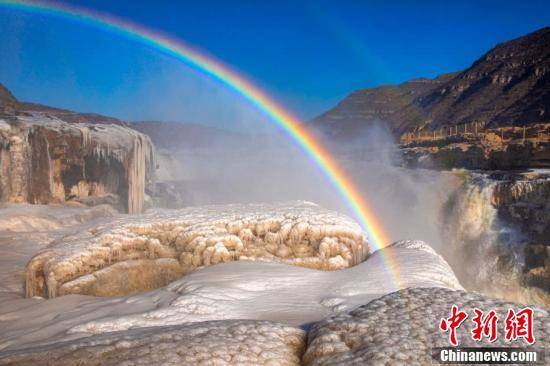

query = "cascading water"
[{"left": 441, "top": 173, "right": 548, "bottom": 305}]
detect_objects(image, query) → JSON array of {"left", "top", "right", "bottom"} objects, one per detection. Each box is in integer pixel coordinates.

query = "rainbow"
[{"left": 0, "top": 0, "right": 400, "bottom": 288}]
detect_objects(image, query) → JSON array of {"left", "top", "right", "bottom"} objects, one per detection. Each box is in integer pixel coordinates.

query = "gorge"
[{"left": 0, "top": 24, "right": 549, "bottom": 365}]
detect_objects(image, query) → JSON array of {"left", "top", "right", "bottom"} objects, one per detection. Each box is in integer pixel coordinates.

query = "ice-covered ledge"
[
  {"left": 0, "top": 114, "right": 155, "bottom": 214},
  {"left": 67, "top": 239, "right": 463, "bottom": 333},
  {"left": 304, "top": 287, "right": 549, "bottom": 365},
  {"left": 1, "top": 238, "right": 462, "bottom": 352},
  {"left": 25, "top": 201, "right": 369, "bottom": 298},
  {"left": 0, "top": 320, "right": 306, "bottom": 366}
]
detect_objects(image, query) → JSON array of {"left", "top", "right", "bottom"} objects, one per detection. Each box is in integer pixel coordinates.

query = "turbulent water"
[{"left": 441, "top": 173, "right": 548, "bottom": 305}]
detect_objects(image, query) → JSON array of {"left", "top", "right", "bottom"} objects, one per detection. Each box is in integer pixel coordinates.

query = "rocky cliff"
[
  {"left": 491, "top": 172, "right": 550, "bottom": 292},
  {"left": 312, "top": 73, "right": 456, "bottom": 139},
  {"left": 0, "top": 84, "right": 17, "bottom": 110},
  {"left": 422, "top": 26, "right": 550, "bottom": 129},
  {"left": 0, "top": 85, "right": 155, "bottom": 214},
  {"left": 313, "top": 26, "right": 550, "bottom": 137},
  {"left": 401, "top": 123, "right": 550, "bottom": 169}
]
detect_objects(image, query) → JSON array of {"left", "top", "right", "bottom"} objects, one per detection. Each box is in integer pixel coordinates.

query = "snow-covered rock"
[
  {"left": 0, "top": 320, "right": 305, "bottom": 366},
  {"left": 65, "top": 239, "right": 462, "bottom": 334},
  {"left": 0, "top": 238, "right": 461, "bottom": 353},
  {"left": 0, "top": 203, "right": 116, "bottom": 233},
  {"left": 0, "top": 204, "right": 117, "bottom": 296},
  {"left": 25, "top": 201, "right": 369, "bottom": 298},
  {"left": 304, "top": 287, "right": 549, "bottom": 365},
  {"left": 0, "top": 113, "right": 155, "bottom": 214}
]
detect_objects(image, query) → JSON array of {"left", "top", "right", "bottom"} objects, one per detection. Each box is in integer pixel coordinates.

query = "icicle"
[{"left": 127, "top": 134, "right": 147, "bottom": 214}]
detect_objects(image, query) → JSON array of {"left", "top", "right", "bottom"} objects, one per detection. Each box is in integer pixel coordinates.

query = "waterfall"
[
  {"left": 127, "top": 134, "right": 154, "bottom": 214},
  {"left": 127, "top": 135, "right": 142, "bottom": 214},
  {"left": 441, "top": 174, "right": 548, "bottom": 304},
  {"left": 443, "top": 177, "right": 513, "bottom": 286}
]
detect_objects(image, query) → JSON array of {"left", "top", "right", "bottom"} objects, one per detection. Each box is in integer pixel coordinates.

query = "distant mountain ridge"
[
  {"left": 312, "top": 26, "right": 550, "bottom": 138},
  {"left": 0, "top": 85, "right": 126, "bottom": 126},
  {"left": 0, "top": 84, "right": 246, "bottom": 151},
  {"left": 3, "top": 26, "right": 549, "bottom": 145},
  {"left": 0, "top": 83, "right": 17, "bottom": 109}
]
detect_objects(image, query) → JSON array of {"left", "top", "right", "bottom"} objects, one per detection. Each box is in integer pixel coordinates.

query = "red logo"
[
  {"left": 505, "top": 308, "right": 535, "bottom": 344},
  {"left": 471, "top": 308, "right": 498, "bottom": 342},
  {"left": 439, "top": 305, "right": 468, "bottom": 346},
  {"left": 439, "top": 306, "right": 535, "bottom": 345}
]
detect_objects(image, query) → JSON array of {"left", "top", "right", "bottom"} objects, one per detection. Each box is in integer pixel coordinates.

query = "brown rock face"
[
  {"left": 0, "top": 114, "right": 155, "bottom": 214},
  {"left": 312, "top": 73, "right": 456, "bottom": 139},
  {"left": 0, "top": 84, "right": 17, "bottom": 110},
  {"left": 422, "top": 27, "right": 550, "bottom": 129},
  {"left": 312, "top": 27, "right": 550, "bottom": 137},
  {"left": 0, "top": 83, "right": 156, "bottom": 213},
  {"left": 492, "top": 174, "right": 550, "bottom": 294},
  {"left": 401, "top": 123, "right": 550, "bottom": 170}
]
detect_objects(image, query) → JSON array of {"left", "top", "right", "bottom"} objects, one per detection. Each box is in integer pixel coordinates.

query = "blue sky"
[{"left": 0, "top": 0, "right": 549, "bottom": 128}]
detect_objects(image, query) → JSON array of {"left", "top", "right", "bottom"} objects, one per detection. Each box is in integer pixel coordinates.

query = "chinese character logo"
[
  {"left": 439, "top": 305, "right": 468, "bottom": 346},
  {"left": 471, "top": 308, "right": 498, "bottom": 342},
  {"left": 439, "top": 306, "right": 536, "bottom": 345},
  {"left": 505, "top": 308, "right": 535, "bottom": 344}
]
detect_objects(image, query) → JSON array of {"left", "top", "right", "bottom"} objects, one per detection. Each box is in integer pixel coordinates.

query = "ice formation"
[
  {"left": 0, "top": 238, "right": 462, "bottom": 352},
  {"left": 0, "top": 203, "right": 116, "bottom": 233},
  {"left": 0, "top": 204, "right": 117, "bottom": 296},
  {"left": 66, "top": 239, "right": 461, "bottom": 335},
  {"left": 25, "top": 201, "right": 369, "bottom": 298},
  {"left": 0, "top": 202, "right": 479, "bottom": 365},
  {"left": 0, "top": 320, "right": 305, "bottom": 366},
  {"left": 0, "top": 113, "right": 155, "bottom": 213},
  {"left": 303, "top": 287, "right": 550, "bottom": 365}
]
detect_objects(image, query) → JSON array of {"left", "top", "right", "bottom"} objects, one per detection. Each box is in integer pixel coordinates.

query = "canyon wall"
[
  {"left": 311, "top": 27, "right": 550, "bottom": 171},
  {"left": 0, "top": 113, "right": 155, "bottom": 214},
  {"left": 401, "top": 123, "right": 550, "bottom": 170},
  {"left": 312, "top": 27, "right": 550, "bottom": 137}
]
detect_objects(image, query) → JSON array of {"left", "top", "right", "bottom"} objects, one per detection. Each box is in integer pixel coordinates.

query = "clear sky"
[{"left": 1, "top": 0, "right": 549, "bottom": 129}]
